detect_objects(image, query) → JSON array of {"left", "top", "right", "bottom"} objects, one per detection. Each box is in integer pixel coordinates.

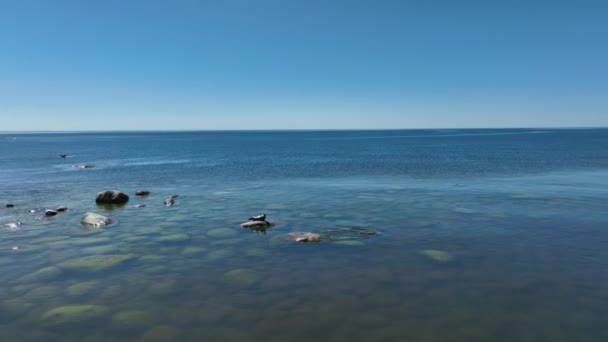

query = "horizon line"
[{"left": 1, "top": 126, "right": 607, "bottom": 134}]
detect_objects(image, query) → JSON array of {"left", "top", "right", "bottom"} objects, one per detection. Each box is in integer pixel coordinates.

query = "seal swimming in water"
[
  {"left": 59, "top": 154, "right": 67, "bottom": 158},
  {"left": 164, "top": 198, "right": 175, "bottom": 206},
  {"left": 248, "top": 214, "right": 266, "bottom": 221}
]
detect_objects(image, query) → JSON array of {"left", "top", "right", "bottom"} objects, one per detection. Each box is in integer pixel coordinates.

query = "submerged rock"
[
  {"left": 56, "top": 206, "right": 68, "bottom": 212},
  {"left": 157, "top": 234, "right": 190, "bottom": 243},
  {"left": 95, "top": 190, "right": 129, "bottom": 204},
  {"left": 44, "top": 209, "right": 57, "bottom": 217},
  {"left": 5, "top": 203, "right": 14, "bottom": 208},
  {"left": 112, "top": 310, "right": 157, "bottom": 329},
  {"left": 41, "top": 305, "right": 109, "bottom": 327},
  {"left": 18, "top": 266, "right": 63, "bottom": 283},
  {"left": 81, "top": 212, "right": 112, "bottom": 227},
  {"left": 141, "top": 325, "right": 178, "bottom": 341},
  {"left": 66, "top": 281, "right": 98, "bottom": 297},
  {"left": 420, "top": 249, "right": 454, "bottom": 263},
  {"left": 4, "top": 222, "right": 22, "bottom": 232},
  {"left": 207, "top": 228, "right": 237, "bottom": 238},
  {"left": 58, "top": 254, "right": 134, "bottom": 272},
  {"left": 135, "top": 190, "right": 151, "bottom": 197},
  {"left": 223, "top": 269, "right": 262, "bottom": 288},
  {"left": 286, "top": 232, "right": 321, "bottom": 243}
]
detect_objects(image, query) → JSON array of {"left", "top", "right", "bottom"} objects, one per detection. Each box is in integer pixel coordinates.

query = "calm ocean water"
[{"left": 1, "top": 129, "right": 608, "bottom": 341}]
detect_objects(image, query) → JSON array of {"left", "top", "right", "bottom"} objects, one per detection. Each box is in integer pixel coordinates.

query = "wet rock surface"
[
  {"left": 81, "top": 212, "right": 112, "bottom": 227},
  {"left": 95, "top": 190, "right": 129, "bottom": 204}
]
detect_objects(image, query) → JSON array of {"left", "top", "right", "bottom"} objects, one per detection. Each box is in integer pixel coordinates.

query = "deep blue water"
[{"left": 1, "top": 129, "right": 608, "bottom": 341}]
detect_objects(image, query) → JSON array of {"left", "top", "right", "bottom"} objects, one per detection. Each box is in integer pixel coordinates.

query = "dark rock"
[
  {"left": 96, "top": 190, "right": 129, "bottom": 204},
  {"left": 135, "top": 190, "right": 150, "bottom": 197},
  {"left": 5, "top": 203, "right": 14, "bottom": 208},
  {"left": 45, "top": 209, "right": 58, "bottom": 217},
  {"left": 240, "top": 220, "right": 274, "bottom": 229},
  {"left": 56, "top": 206, "right": 68, "bottom": 212}
]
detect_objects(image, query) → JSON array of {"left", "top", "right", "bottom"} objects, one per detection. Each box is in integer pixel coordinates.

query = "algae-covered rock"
[
  {"left": 420, "top": 249, "right": 454, "bottom": 263},
  {"left": 58, "top": 254, "right": 134, "bottom": 272},
  {"left": 18, "top": 266, "right": 63, "bottom": 283},
  {"left": 81, "top": 244, "right": 118, "bottom": 254},
  {"left": 148, "top": 279, "right": 178, "bottom": 296},
  {"left": 157, "top": 234, "right": 190, "bottom": 243},
  {"left": 112, "top": 310, "right": 157, "bottom": 329},
  {"left": 41, "top": 305, "right": 109, "bottom": 327},
  {"left": 206, "top": 228, "right": 237, "bottom": 238},
  {"left": 0, "top": 299, "right": 33, "bottom": 321},
  {"left": 223, "top": 269, "right": 262, "bottom": 288},
  {"left": 141, "top": 325, "right": 178, "bottom": 341},
  {"left": 182, "top": 247, "right": 206, "bottom": 256},
  {"left": 245, "top": 248, "right": 269, "bottom": 257},
  {"left": 66, "top": 281, "right": 98, "bottom": 297},
  {"left": 206, "top": 249, "right": 233, "bottom": 261},
  {"left": 23, "top": 285, "right": 61, "bottom": 301}
]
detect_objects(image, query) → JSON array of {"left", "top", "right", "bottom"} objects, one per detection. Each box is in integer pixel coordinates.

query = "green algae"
[
  {"left": 41, "top": 305, "right": 110, "bottom": 327},
  {"left": 206, "top": 249, "right": 233, "bottom": 261},
  {"left": 66, "top": 281, "right": 98, "bottom": 297},
  {"left": 157, "top": 234, "right": 190, "bottom": 243},
  {"left": 112, "top": 310, "right": 157, "bottom": 329},
  {"left": 18, "top": 266, "right": 63, "bottom": 283},
  {"left": 141, "top": 325, "right": 179, "bottom": 341},
  {"left": 420, "top": 249, "right": 454, "bottom": 263},
  {"left": 58, "top": 255, "right": 134, "bottom": 272},
  {"left": 206, "top": 228, "right": 237, "bottom": 238},
  {"left": 223, "top": 269, "right": 262, "bottom": 288}
]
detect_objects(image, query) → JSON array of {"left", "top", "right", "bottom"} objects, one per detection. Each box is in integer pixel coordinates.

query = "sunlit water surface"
[{"left": 1, "top": 129, "right": 607, "bottom": 341}]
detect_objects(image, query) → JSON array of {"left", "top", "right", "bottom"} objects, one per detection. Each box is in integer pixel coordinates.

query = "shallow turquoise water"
[{"left": 1, "top": 129, "right": 608, "bottom": 341}]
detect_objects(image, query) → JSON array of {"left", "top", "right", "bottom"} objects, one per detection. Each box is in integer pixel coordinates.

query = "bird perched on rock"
[{"left": 248, "top": 214, "right": 267, "bottom": 222}]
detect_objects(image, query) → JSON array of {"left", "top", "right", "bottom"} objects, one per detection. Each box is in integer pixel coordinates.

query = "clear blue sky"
[{"left": 1, "top": 0, "right": 606, "bottom": 131}]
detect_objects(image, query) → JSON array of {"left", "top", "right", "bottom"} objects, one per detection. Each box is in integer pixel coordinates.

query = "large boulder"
[
  {"left": 95, "top": 190, "right": 129, "bottom": 204},
  {"left": 81, "top": 212, "right": 112, "bottom": 227}
]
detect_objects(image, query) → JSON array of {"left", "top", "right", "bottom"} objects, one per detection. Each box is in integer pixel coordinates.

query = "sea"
[{"left": 1, "top": 128, "right": 607, "bottom": 341}]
